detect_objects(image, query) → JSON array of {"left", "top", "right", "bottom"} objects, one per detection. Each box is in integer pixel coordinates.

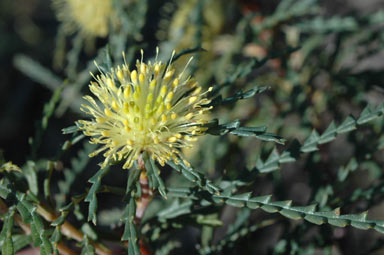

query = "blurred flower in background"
[{"left": 52, "top": 0, "right": 113, "bottom": 38}]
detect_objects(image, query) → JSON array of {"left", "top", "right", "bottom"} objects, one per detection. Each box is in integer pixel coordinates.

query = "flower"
[
  {"left": 78, "top": 49, "right": 213, "bottom": 169},
  {"left": 52, "top": 0, "right": 113, "bottom": 37}
]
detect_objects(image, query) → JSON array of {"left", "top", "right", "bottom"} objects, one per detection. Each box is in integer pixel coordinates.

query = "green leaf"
[
  {"left": 144, "top": 153, "right": 167, "bottom": 199},
  {"left": 1, "top": 209, "right": 14, "bottom": 255},
  {"left": 318, "top": 122, "right": 337, "bottom": 144},
  {"left": 58, "top": 142, "right": 95, "bottom": 203},
  {"left": 16, "top": 202, "right": 32, "bottom": 223},
  {"left": 40, "top": 230, "right": 53, "bottom": 255},
  {"left": 357, "top": 105, "right": 380, "bottom": 125},
  {"left": 62, "top": 125, "right": 79, "bottom": 134},
  {"left": 304, "top": 215, "right": 325, "bottom": 225},
  {"left": 279, "top": 209, "right": 302, "bottom": 220},
  {"left": 12, "top": 235, "right": 31, "bottom": 253},
  {"left": 327, "top": 219, "right": 349, "bottom": 227},
  {"left": 226, "top": 193, "right": 252, "bottom": 208},
  {"left": 337, "top": 116, "right": 356, "bottom": 134},
  {"left": 30, "top": 221, "right": 41, "bottom": 246},
  {"left": 23, "top": 161, "right": 39, "bottom": 196},
  {"left": 125, "top": 168, "right": 141, "bottom": 200},
  {"left": 122, "top": 198, "right": 140, "bottom": 255},
  {"left": 158, "top": 200, "right": 193, "bottom": 219},
  {"left": 81, "top": 236, "right": 96, "bottom": 255},
  {"left": 85, "top": 167, "right": 110, "bottom": 224},
  {"left": 261, "top": 205, "right": 279, "bottom": 213},
  {"left": 205, "top": 120, "right": 284, "bottom": 144},
  {"left": 204, "top": 188, "right": 384, "bottom": 234},
  {"left": 209, "top": 87, "right": 269, "bottom": 107},
  {"left": 301, "top": 130, "right": 320, "bottom": 152},
  {"left": 2, "top": 236, "right": 14, "bottom": 255},
  {"left": 50, "top": 227, "right": 61, "bottom": 243}
]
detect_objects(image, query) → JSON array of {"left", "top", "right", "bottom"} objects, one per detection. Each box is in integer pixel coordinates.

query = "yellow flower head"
[
  {"left": 78, "top": 49, "right": 213, "bottom": 169},
  {"left": 53, "top": 0, "right": 112, "bottom": 37}
]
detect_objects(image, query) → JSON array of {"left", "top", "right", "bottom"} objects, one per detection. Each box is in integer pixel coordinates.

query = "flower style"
[
  {"left": 78, "top": 49, "right": 213, "bottom": 169},
  {"left": 53, "top": 0, "right": 112, "bottom": 37}
]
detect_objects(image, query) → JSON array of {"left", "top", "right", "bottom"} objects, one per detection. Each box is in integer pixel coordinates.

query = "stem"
[
  {"left": 36, "top": 204, "right": 112, "bottom": 255},
  {"left": 0, "top": 198, "right": 112, "bottom": 255},
  {"left": 133, "top": 154, "right": 154, "bottom": 254},
  {"left": 0, "top": 199, "right": 75, "bottom": 255},
  {"left": 135, "top": 154, "right": 153, "bottom": 223}
]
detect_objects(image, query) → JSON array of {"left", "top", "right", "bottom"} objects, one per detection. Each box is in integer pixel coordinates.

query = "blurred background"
[{"left": 1, "top": 0, "right": 384, "bottom": 254}]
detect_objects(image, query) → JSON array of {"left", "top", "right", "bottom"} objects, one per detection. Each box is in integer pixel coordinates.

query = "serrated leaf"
[
  {"left": 357, "top": 105, "right": 379, "bottom": 125},
  {"left": 0, "top": 183, "right": 12, "bottom": 199},
  {"left": 149, "top": 157, "right": 167, "bottom": 199},
  {"left": 181, "top": 168, "right": 199, "bottom": 182},
  {"left": 279, "top": 209, "right": 302, "bottom": 220},
  {"left": 328, "top": 219, "right": 349, "bottom": 227},
  {"left": 1, "top": 210, "right": 14, "bottom": 255},
  {"left": 258, "top": 161, "right": 279, "bottom": 173},
  {"left": 246, "top": 200, "right": 260, "bottom": 209},
  {"left": 270, "top": 200, "right": 292, "bottom": 208},
  {"left": 301, "top": 130, "right": 320, "bottom": 152},
  {"left": 122, "top": 198, "right": 139, "bottom": 255},
  {"left": 88, "top": 167, "right": 110, "bottom": 184},
  {"left": 225, "top": 193, "right": 251, "bottom": 208},
  {"left": 292, "top": 204, "right": 317, "bottom": 214},
  {"left": 31, "top": 211, "right": 44, "bottom": 231},
  {"left": 12, "top": 235, "right": 31, "bottom": 253},
  {"left": 249, "top": 195, "right": 272, "bottom": 204},
  {"left": 255, "top": 133, "right": 285, "bottom": 144},
  {"left": 318, "top": 122, "right": 337, "bottom": 144},
  {"left": 2, "top": 236, "right": 14, "bottom": 255},
  {"left": 30, "top": 222, "right": 41, "bottom": 246},
  {"left": 350, "top": 221, "right": 371, "bottom": 230},
  {"left": 261, "top": 205, "right": 279, "bottom": 213},
  {"left": 279, "top": 151, "right": 296, "bottom": 163},
  {"left": 265, "top": 148, "right": 279, "bottom": 164},
  {"left": 341, "top": 211, "right": 368, "bottom": 221},
  {"left": 81, "top": 223, "right": 97, "bottom": 240},
  {"left": 304, "top": 215, "right": 325, "bottom": 225},
  {"left": 23, "top": 161, "right": 39, "bottom": 196},
  {"left": 158, "top": 200, "right": 193, "bottom": 219},
  {"left": 40, "top": 231, "right": 53, "bottom": 255},
  {"left": 337, "top": 116, "right": 356, "bottom": 134},
  {"left": 81, "top": 236, "right": 96, "bottom": 255},
  {"left": 87, "top": 194, "right": 98, "bottom": 225},
  {"left": 208, "top": 87, "right": 268, "bottom": 106},
  {"left": 374, "top": 225, "right": 384, "bottom": 234},
  {"left": 316, "top": 208, "right": 340, "bottom": 218},
  {"left": 51, "top": 214, "right": 67, "bottom": 227},
  {"left": 85, "top": 167, "right": 110, "bottom": 224},
  {"left": 16, "top": 203, "right": 32, "bottom": 223},
  {"left": 50, "top": 227, "right": 61, "bottom": 243},
  {"left": 212, "top": 196, "right": 225, "bottom": 204}
]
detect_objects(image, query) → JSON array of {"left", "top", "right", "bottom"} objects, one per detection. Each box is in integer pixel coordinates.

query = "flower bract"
[{"left": 78, "top": 49, "right": 212, "bottom": 169}]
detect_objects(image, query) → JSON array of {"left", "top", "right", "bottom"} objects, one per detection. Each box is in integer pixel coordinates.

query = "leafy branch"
[
  {"left": 205, "top": 119, "right": 285, "bottom": 144},
  {"left": 254, "top": 103, "right": 384, "bottom": 173},
  {"left": 166, "top": 184, "right": 384, "bottom": 234}
]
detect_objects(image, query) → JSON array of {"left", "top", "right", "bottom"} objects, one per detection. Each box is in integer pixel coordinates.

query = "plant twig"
[
  {"left": 0, "top": 198, "right": 112, "bottom": 255},
  {"left": 135, "top": 154, "right": 153, "bottom": 254}
]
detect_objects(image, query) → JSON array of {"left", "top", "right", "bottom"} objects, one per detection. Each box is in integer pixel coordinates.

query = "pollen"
[{"left": 78, "top": 48, "right": 212, "bottom": 169}]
